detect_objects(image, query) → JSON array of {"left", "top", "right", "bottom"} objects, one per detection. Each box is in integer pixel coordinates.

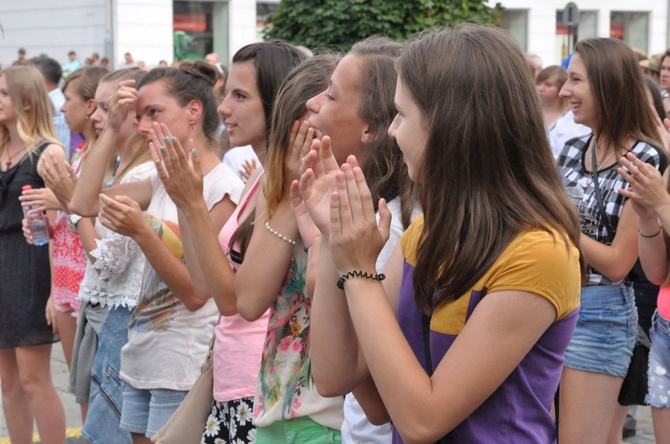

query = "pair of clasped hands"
[
  {"left": 289, "top": 121, "right": 391, "bottom": 277},
  {"left": 617, "top": 116, "right": 670, "bottom": 224},
  {"left": 148, "top": 117, "right": 392, "bottom": 277}
]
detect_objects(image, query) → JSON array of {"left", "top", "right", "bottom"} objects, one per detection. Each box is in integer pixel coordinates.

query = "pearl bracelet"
[{"left": 265, "top": 220, "right": 297, "bottom": 246}]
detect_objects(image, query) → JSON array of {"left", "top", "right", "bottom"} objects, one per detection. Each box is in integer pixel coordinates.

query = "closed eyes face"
[
  {"left": 306, "top": 54, "right": 370, "bottom": 165},
  {"left": 90, "top": 80, "right": 134, "bottom": 137}
]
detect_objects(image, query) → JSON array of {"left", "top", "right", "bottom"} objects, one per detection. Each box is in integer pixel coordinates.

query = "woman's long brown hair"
[{"left": 399, "top": 25, "right": 584, "bottom": 313}]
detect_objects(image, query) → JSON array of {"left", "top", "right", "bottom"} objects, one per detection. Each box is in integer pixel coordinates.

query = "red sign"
[
  {"left": 174, "top": 14, "right": 207, "bottom": 32},
  {"left": 610, "top": 22, "right": 624, "bottom": 39}
]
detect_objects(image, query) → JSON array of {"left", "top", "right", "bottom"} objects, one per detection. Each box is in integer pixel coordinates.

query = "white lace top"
[{"left": 79, "top": 162, "right": 155, "bottom": 308}]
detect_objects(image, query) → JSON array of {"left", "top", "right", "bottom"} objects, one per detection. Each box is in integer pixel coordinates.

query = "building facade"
[
  {"left": 0, "top": 0, "right": 278, "bottom": 69},
  {"left": 493, "top": 0, "right": 669, "bottom": 67},
  {"left": 0, "top": 1, "right": 667, "bottom": 69}
]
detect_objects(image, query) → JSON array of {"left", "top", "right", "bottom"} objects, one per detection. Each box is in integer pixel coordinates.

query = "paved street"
[{"left": 0, "top": 343, "right": 660, "bottom": 443}]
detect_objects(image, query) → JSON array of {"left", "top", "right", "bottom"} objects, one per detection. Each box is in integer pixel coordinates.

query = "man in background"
[
  {"left": 13, "top": 48, "right": 28, "bottom": 65},
  {"left": 62, "top": 50, "right": 81, "bottom": 78},
  {"left": 525, "top": 53, "right": 543, "bottom": 78},
  {"left": 34, "top": 57, "right": 71, "bottom": 154},
  {"left": 205, "top": 52, "right": 219, "bottom": 65},
  {"left": 119, "top": 52, "right": 136, "bottom": 68}
]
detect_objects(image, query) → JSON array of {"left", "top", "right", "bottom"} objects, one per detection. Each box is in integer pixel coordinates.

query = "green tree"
[{"left": 263, "top": 0, "right": 503, "bottom": 52}]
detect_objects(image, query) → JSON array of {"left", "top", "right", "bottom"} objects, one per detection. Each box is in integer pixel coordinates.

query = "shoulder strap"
[
  {"left": 590, "top": 144, "right": 616, "bottom": 243},
  {"left": 590, "top": 141, "right": 637, "bottom": 286},
  {"left": 421, "top": 312, "right": 434, "bottom": 376}
]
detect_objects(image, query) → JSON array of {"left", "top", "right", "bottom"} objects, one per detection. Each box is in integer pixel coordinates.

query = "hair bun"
[{"left": 179, "top": 60, "right": 217, "bottom": 87}]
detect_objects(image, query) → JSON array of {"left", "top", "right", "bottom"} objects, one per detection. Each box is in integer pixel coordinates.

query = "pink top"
[
  {"left": 51, "top": 145, "right": 86, "bottom": 315},
  {"left": 213, "top": 172, "right": 270, "bottom": 402},
  {"left": 658, "top": 286, "right": 670, "bottom": 320}
]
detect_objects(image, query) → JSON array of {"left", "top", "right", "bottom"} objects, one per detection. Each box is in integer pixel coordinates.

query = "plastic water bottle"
[{"left": 21, "top": 185, "right": 50, "bottom": 246}]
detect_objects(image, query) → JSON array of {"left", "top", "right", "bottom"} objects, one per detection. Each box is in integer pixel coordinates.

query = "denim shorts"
[
  {"left": 119, "top": 383, "right": 188, "bottom": 438},
  {"left": 256, "top": 417, "right": 342, "bottom": 444},
  {"left": 646, "top": 310, "right": 670, "bottom": 408},
  {"left": 564, "top": 283, "right": 637, "bottom": 377}
]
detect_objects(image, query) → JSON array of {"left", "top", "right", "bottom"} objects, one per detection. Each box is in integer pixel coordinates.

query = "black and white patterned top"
[{"left": 557, "top": 134, "right": 667, "bottom": 286}]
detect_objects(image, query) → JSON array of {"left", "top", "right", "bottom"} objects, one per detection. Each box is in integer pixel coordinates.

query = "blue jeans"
[
  {"left": 646, "top": 310, "right": 670, "bottom": 408},
  {"left": 119, "top": 385, "right": 188, "bottom": 438},
  {"left": 83, "top": 306, "right": 132, "bottom": 444},
  {"left": 564, "top": 283, "right": 637, "bottom": 377}
]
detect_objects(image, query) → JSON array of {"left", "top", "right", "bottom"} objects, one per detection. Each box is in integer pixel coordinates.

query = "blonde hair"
[{"left": 0, "top": 66, "right": 60, "bottom": 157}]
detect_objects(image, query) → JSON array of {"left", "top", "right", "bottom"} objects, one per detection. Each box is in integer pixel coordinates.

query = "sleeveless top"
[
  {"left": 214, "top": 171, "right": 271, "bottom": 402},
  {"left": 51, "top": 143, "right": 87, "bottom": 314},
  {"left": 0, "top": 142, "right": 54, "bottom": 347}
]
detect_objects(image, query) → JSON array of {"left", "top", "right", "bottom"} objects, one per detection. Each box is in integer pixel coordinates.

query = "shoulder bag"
[{"left": 151, "top": 333, "right": 215, "bottom": 443}]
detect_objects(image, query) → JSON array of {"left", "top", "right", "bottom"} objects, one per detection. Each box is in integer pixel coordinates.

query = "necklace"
[
  {"left": 3, "top": 145, "right": 27, "bottom": 169},
  {"left": 591, "top": 136, "right": 615, "bottom": 172}
]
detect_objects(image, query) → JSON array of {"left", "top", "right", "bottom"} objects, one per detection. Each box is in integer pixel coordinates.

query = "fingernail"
[
  {"left": 172, "top": 137, "right": 178, "bottom": 143},
  {"left": 155, "top": 160, "right": 161, "bottom": 166},
  {"left": 160, "top": 147, "right": 167, "bottom": 153},
  {"left": 192, "top": 149, "right": 198, "bottom": 157},
  {"left": 164, "top": 137, "right": 170, "bottom": 143}
]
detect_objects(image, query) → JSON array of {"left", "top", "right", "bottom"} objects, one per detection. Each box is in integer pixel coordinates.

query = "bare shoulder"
[{"left": 40, "top": 143, "right": 67, "bottom": 161}]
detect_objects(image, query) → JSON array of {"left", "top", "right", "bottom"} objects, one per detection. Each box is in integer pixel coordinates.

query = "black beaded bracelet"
[{"left": 337, "top": 270, "right": 386, "bottom": 289}]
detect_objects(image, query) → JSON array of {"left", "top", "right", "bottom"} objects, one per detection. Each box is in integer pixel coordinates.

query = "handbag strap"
[
  {"left": 590, "top": 138, "right": 640, "bottom": 287},
  {"left": 421, "top": 312, "right": 434, "bottom": 376},
  {"left": 590, "top": 139, "right": 616, "bottom": 244},
  {"left": 421, "top": 312, "right": 441, "bottom": 444},
  {"left": 554, "top": 385, "right": 560, "bottom": 443},
  {"left": 202, "top": 317, "right": 220, "bottom": 371}
]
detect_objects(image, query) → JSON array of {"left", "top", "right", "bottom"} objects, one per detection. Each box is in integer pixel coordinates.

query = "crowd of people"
[{"left": 1, "top": 23, "right": 670, "bottom": 444}]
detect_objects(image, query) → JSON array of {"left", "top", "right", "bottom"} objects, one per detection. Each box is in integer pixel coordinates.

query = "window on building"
[
  {"left": 498, "top": 9, "right": 528, "bottom": 52},
  {"left": 611, "top": 11, "right": 649, "bottom": 54},
  {"left": 257, "top": 1, "right": 280, "bottom": 39},
  {"left": 173, "top": 1, "right": 214, "bottom": 61}
]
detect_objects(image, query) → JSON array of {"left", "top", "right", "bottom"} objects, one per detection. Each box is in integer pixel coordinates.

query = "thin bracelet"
[
  {"left": 337, "top": 270, "right": 386, "bottom": 290},
  {"left": 265, "top": 220, "right": 297, "bottom": 246},
  {"left": 639, "top": 225, "right": 662, "bottom": 238}
]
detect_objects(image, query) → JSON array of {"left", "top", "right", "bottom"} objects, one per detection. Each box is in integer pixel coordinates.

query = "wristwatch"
[{"left": 68, "top": 214, "right": 83, "bottom": 231}]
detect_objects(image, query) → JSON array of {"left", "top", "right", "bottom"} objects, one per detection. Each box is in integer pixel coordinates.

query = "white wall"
[
  {"left": 0, "top": 0, "right": 256, "bottom": 69},
  {"left": 0, "top": 0, "right": 107, "bottom": 68},
  {"left": 113, "top": 0, "right": 173, "bottom": 68},
  {"left": 227, "top": 0, "right": 258, "bottom": 63}
]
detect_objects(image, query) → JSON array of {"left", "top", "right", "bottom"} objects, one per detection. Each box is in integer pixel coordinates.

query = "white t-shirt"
[
  {"left": 81, "top": 162, "right": 155, "bottom": 309},
  {"left": 222, "top": 145, "right": 260, "bottom": 182},
  {"left": 548, "top": 110, "right": 590, "bottom": 159},
  {"left": 120, "top": 162, "right": 243, "bottom": 391}
]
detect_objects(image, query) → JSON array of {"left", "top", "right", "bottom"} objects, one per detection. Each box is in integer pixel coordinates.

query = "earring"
[{"left": 189, "top": 120, "right": 195, "bottom": 129}]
